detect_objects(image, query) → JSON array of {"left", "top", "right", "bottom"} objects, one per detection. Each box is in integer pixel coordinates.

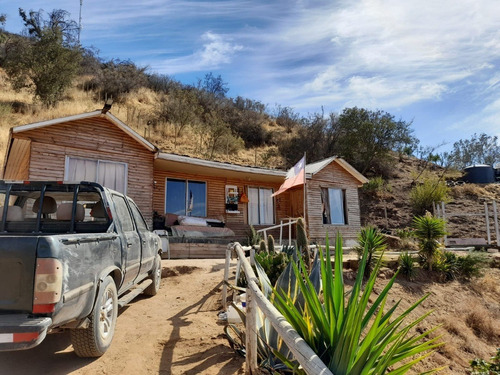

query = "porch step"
[{"left": 169, "top": 242, "right": 229, "bottom": 259}]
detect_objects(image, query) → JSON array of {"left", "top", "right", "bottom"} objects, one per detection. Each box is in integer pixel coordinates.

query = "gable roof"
[
  {"left": 306, "top": 156, "right": 368, "bottom": 185},
  {"left": 11, "top": 110, "right": 157, "bottom": 152}
]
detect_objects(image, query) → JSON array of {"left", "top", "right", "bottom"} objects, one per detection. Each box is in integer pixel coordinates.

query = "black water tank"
[{"left": 464, "top": 164, "right": 495, "bottom": 183}]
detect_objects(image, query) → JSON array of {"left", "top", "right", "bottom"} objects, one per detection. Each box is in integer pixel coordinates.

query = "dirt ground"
[{"left": 0, "top": 259, "right": 244, "bottom": 375}]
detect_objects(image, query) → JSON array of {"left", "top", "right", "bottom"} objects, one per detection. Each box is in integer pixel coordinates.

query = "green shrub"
[
  {"left": 410, "top": 177, "right": 449, "bottom": 214},
  {"left": 362, "top": 176, "right": 385, "bottom": 193},
  {"left": 434, "top": 251, "right": 459, "bottom": 281},
  {"left": 271, "top": 235, "right": 443, "bottom": 374},
  {"left": 399, "top": 252, "right": 417, "bottom": 281},
  {"left": 457, "top": 253, "right": 486, "bottom": 280},
  {"left": 470, "top": 348, "right": 500, "bottom": 374}
]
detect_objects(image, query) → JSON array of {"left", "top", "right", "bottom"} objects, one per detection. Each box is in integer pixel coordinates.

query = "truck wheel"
[
  {"left": 144, "top": 254, "right": 162, "bottom": 296},
  {"left": 71, "top": 276, "right": 118, "bottom": 357}
]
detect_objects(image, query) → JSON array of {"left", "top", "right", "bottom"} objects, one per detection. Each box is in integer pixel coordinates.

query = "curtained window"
[
  {"left": 165, "top": 178, "right": 206, "bottom": 217},
  {"left": 321, "top": 188, "right": 347, "bottom": 225},
  {"left": 248, "top": 187, "right": 274, "bottom": 225},
  {"left": 65, "top": 157, "right": 128, "bottom": 194}
]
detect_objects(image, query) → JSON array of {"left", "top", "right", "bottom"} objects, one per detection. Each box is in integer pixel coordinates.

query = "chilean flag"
[{"left": 272, "top": 155, "right": 306, "bottom": 197}]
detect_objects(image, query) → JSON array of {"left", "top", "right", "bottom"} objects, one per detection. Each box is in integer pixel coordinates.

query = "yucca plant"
[
  {"left": 355, "top": 226, "right": 387, "bottom": 279},
  {"left": 413, "top": 212, "right": 447, "bottom": 271},
  {"left": 399, "top": 252, "right": 417, "bottom": 281},
  {"left": 272, "top": 234, "right": 443, "bottom": 374}
]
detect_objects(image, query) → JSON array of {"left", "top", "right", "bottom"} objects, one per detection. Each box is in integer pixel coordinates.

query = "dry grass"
[{"left": 465, "top": 307, "right": 500, "bottom": 343}]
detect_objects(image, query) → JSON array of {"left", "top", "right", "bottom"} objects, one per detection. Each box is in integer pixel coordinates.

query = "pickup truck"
[{"left": 0, "top": 181, "right": 163, "bottom": 357}]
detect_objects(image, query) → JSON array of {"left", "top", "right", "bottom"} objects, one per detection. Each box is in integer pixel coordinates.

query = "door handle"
[{"left": 127, "top": 242, "right": 132, "bottom": 248}]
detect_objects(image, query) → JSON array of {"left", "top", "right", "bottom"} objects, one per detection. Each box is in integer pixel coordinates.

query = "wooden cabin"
[{"left": 2, "top": 111, "right": 368, "bottom": 257}]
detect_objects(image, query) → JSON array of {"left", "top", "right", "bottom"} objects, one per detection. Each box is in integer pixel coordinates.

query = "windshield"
[{"left": 0, "top": 182, "right": 111, "bottom": 234}]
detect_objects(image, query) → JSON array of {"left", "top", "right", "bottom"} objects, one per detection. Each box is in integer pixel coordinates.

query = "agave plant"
[{"left": 271, "top": 234, "right": 443, "bottom": 374}]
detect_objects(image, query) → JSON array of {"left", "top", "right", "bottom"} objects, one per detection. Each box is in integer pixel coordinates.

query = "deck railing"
[
  {"left": 222, "top": 242, "right": 332, "bottom": 375},
  {"left": 256, "top": 217, "right": 299, "bottom": 246}
]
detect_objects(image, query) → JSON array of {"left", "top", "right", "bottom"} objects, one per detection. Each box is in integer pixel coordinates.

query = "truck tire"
[
  {"left": 144, "top": 254, "right": 162, "bottom": 296},
  {"left": 71, "top": 276, "right": 118, "bottom": 357}
]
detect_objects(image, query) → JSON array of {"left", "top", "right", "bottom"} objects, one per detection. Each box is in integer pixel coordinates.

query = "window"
[
  {"left": 321, "top": 188, "right": 347, "bottom": 225},
  {"left": 129, "top": 200, "right": 149, "bottom": 232},
  {"left": 248, "top": 187, "right": 274, "bottom": 225},
  {"left": 65, "top": 157, "right": 128, "bottom": 194},
  {"left": 165, "top": 179, "right": 206, "bottom": 217},
  {"left": 112, "top": 195, "right": 134, "bottom": 232}
]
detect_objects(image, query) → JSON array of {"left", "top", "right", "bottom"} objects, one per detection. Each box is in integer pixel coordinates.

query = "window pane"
[
  {"left": 328, "top": 188, "right": 345, "bottom": 224},
  {"left": 98, "top": 161, "right": 127, "bottom": 194},
  {"left": 129, "top": 201, "right": 149, "bottom": 232},
  {"left": 187, "top": 181, "right": 206, "bottom": 217},
  {"left": 166, "top": 179, "right": 186, "bottom": 215},
  {"left": 112, "top": 195, "right": 134, "bottom": 231},
  {"left": 259, "top": 188, "right": 274, "bottom": 224},
  {"left": 66, "top": 158, "right": 97, "bottom": 182},
  {"left": 248, "top": 188, "right": 259, "bottom": 225}
]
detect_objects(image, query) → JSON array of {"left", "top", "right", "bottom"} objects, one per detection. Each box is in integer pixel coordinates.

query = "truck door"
[
  {"left": 128, "top": 200, "right": 155, "bottom": 277},
  {"left": 112, "top": 195, "right": 141, "bottom": 289}
]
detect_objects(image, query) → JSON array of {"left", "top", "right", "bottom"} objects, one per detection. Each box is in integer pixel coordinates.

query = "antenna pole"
[{"left": 78, "top": 0, "right": 83, "bottom": 44}]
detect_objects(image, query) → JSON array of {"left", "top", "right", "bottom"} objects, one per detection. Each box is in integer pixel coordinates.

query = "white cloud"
[
  {"left": 199, "top": 32, "right": 243, "bottom": 66},
  {"left": 152, "top": 31, "right": 243, "bottom": 73}
]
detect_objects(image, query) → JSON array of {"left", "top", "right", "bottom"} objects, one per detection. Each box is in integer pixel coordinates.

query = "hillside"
[
  {"left": 359, "top": 153, "right": 500, "bottom": 242},
  {"left": 0, "top": 69, "right": 286, "bottom": 173}
]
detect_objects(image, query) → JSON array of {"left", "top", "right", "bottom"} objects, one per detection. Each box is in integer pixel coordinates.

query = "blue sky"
[{"left": 2, "top": 0, "right": 500, "bottom": 151}]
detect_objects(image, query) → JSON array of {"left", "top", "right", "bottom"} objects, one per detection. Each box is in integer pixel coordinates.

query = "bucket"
[{"left": 227, "top": 304, "right": 244, "bottom": 324}]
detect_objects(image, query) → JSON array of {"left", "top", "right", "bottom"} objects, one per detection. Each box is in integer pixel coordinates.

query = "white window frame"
[
  {"left": 64, "top": 156, "right": 128, "bottom": 195},
  {"left": 247, "top": 186, "right": 275, "bottom": 225},
  {"left": 164, "top": 178, "right": 207, "bottom": 217},
  {"left": 321, "top": 187, "right": 347, "bottom": 225}
]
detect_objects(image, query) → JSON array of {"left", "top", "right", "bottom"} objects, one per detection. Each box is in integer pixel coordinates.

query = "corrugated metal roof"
[
  {"left": 156, "top": 152, "right": 287, "bottom": 177},
  {"left": 305, "top": 156, "right": 337, "bottom": 175}
]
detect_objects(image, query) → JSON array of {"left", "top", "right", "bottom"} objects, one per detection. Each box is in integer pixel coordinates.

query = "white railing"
[
  {"left": 256, "top": 217, "right": 299, "bottom": 246},
  {"left": 222, "top": 242, "right": 332, "bottom": 375}
]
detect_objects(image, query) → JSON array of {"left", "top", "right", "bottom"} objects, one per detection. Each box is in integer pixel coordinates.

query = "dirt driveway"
[{"left": 0, "top": 259, "right": 244, "bottom": 375}]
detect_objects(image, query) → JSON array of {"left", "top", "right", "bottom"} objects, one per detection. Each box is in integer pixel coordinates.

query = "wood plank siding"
[
  {"left": 307, "top": 161, "right": 362, "bottom": 243},
  {"left": 153, "top": 169, "right": 290, "bottom": 238},
  {"left": 12, "top": 116, "right": 155, "bottom": 223},
  {"left": 3, "top": 138, "right": 31, "bottom": 180}
]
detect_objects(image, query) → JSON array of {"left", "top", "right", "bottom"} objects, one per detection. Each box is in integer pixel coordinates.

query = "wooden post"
[
  {"left": 289, "top": 220, "right": 292, "bottom": 246},
  {"left": 493, "top": 200, "right": 500, "bottom": 247},
  {"left": 441, "top": 202, "right": 447, "bottom": 246},
  {"left": 235, "top": 258, "right": 242, "bottom": 288},
  {"left": 485, "top": 202, "right": 491, "bottom": 245},
  {"left": 279, "top": 219, "right": 283, "bottom": 246},
  {"left": 250, "top": 247, "right": 255, "bottom": 267},
  {"left": 245, "top": 288, "right": 258, "bottom": 374},
  {"left": 222, "top": 245, "right": 232, "bottom": 310}
]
